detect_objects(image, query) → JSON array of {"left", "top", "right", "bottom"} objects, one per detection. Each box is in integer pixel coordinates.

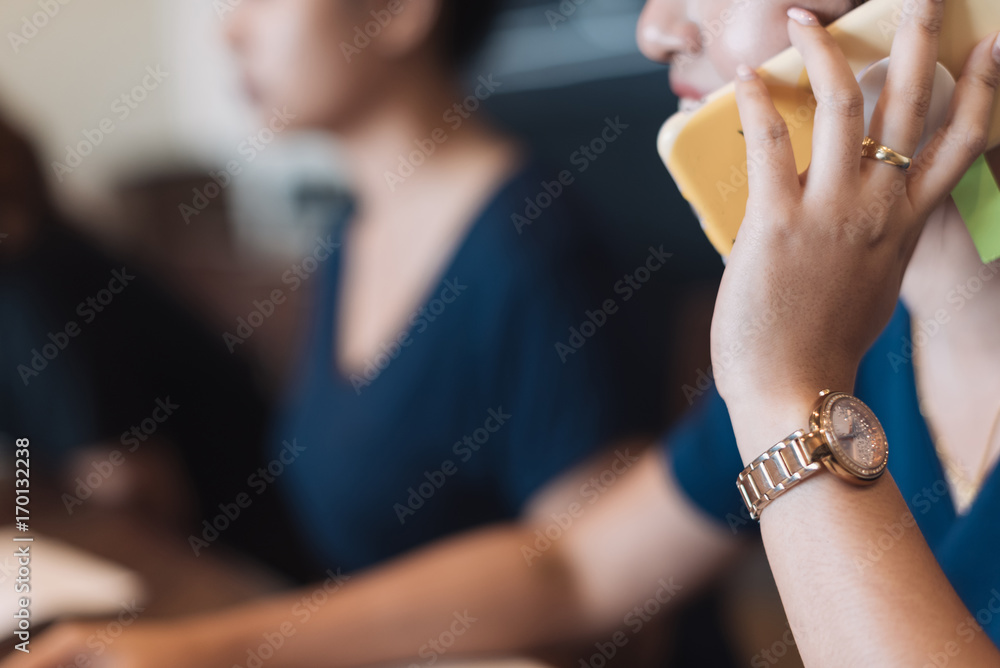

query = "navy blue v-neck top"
[
  {"left": 666, "top": 303, "right": 1000, "bottom": 644},
  {"left": 273, "top": 164, "right": 629, "bottom": 573}
]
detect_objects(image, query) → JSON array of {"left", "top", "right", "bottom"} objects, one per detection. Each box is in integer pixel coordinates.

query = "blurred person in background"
[
  {"left": 2, "top": 0, "right": 663, "bottom": 663},
  {"left": 206, "top": 0, "right": 659, "bottom": 577},
  {"left": 0, "top": 112, "right": 307, "bottom": 583},
  {"left": 16, "top": 0, "right": 999, "bottom": 667}
]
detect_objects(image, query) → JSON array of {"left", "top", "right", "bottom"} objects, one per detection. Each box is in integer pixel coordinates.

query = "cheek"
[
  {"left": 249, "top": 0, "right": 363, "bottom": 120},
  {"left": 702, "top": 3, "right": 793, "bottom": 82},
  {"left": 253, "top": 2, "right": 319, "bottom": 87}
]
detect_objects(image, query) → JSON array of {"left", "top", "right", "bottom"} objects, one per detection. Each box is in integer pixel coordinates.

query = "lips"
[
  {"left": 669, "top": 72, "right": 708, "bottom": 115},
  {"left": 672, "top": 81, "right": 706, "bottom": 114},
  {"left": 670, "top": 82, "right": 705, "bottom": 102},
  {"left": 668, "top": 67, "right": 706, "bottom": 98}
]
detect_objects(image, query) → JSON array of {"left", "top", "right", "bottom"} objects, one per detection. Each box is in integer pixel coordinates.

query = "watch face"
[{"left": 822, "top": 394, "right": 888, "bottom": 479}]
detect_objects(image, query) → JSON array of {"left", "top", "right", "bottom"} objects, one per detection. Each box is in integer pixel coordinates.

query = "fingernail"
[
  {"left": 787, "top": 7, "right": 819, "bottom": 26},
  {"left": 736, "top": 64, "right": 757, "bottom": 81}
]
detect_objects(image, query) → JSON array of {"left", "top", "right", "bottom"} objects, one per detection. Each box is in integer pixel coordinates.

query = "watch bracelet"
[{"left": 736, "top": 430, "right": 825, "bottom": 520}]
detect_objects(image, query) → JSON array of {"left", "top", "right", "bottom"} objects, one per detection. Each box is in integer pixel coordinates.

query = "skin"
[
  {"left": 225, "top": 0, "right": 520, "bottom": 374},
  {"left": 637, "top": 0, "right": 1000, "bottom": 482},
  {"left": 714, "top": 0, "right": 1000, "bottom": 661},
  {"left": 6, "top": 0, "right": 1000, "bottom": 665}
]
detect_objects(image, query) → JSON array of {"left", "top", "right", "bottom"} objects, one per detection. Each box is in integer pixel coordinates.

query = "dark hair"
[
  {"left": 0, "top": 115, "right": 49, "bottom": 218},
  {"left": 438, "top": 0, "right": 504, "bottom": 66}
]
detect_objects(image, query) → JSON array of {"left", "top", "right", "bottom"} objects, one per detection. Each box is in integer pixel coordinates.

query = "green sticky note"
[{"left": 953, "top": 154, "right": 1000, "bottom": 264}]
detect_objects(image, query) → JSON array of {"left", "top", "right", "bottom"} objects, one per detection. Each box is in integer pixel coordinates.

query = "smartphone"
[{"left": 658, "top": 0, "right": 1000, "bottom": 257}]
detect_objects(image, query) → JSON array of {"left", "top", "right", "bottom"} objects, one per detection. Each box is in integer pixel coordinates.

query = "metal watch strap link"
[{"left": 736, "top": 430, "right": 825, "bottom": 520}]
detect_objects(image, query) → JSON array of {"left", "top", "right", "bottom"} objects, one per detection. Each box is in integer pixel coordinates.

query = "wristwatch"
[{"left": 736, "top": 390, "right": 889, "bottom": 520}]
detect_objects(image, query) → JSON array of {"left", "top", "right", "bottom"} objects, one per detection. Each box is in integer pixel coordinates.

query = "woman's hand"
[
  {"left": 709, "top": 10, "right": 1000, "bottom": 666},
  {"left": 710, "top": 1, "right": 1000, "bottom": 458},
  {"left": 0, "top": 620, "right": 220, "bottom": 668}
]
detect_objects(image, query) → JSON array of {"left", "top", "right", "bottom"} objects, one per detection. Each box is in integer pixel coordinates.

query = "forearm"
[
  {"left": 730, "top": 398, "right": 1000, "bottom": 667},
  {"left": 186, "top": 525, "right": 586, "bottom": 667}
]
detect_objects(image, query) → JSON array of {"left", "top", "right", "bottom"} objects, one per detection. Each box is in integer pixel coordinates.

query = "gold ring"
[{"left": 862, "top": 136, "right": 912, "bottom": 171}]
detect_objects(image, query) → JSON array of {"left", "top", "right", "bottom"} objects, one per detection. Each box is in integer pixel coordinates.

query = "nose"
[{"left": 636, "top": 0, "right": 701, "bottom": 64}]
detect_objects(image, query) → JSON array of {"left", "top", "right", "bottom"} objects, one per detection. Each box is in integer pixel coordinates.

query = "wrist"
[{"left": 724, "top": 379, "right": 856, "bottom": 466}]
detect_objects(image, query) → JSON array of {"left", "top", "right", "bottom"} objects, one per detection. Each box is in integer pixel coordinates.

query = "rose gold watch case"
[{"left": 806, "top": 391, "right": 888, "bottom": 484}]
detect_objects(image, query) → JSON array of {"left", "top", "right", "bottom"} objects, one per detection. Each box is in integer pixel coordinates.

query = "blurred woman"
[
  {"left": 215, "top": 0, "right": 647, "bottom": 574},
  {"left": 3, "top": 0, "right": 651, "bottom": 660}
]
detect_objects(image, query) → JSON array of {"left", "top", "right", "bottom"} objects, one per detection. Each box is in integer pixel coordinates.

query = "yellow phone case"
[{"left": 658, "top": 0, "right": 1000, "bottom": 257}]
